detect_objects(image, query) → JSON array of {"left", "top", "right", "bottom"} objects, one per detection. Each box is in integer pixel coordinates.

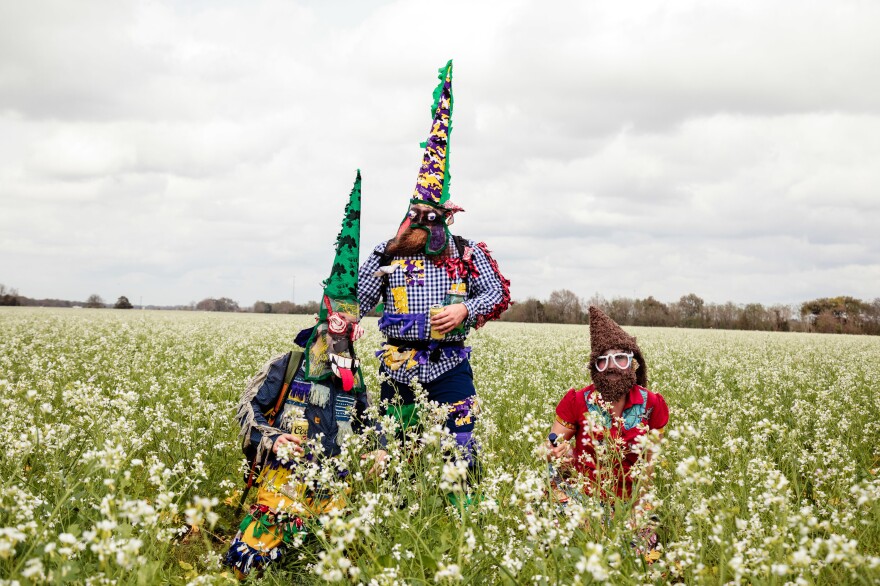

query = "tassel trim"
[
  {"left": 309, "top": 382, "right": 331, "bottom": 407},
  {"left": 235, "top": 351, "right": 289, "bottom": 466}
]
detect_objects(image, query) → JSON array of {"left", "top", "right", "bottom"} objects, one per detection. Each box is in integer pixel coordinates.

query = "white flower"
[{"left": 434, "top": 563, "right": 462, "bottom": 582}]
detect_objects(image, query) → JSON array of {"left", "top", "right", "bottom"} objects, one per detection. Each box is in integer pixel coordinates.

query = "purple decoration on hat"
[{"left": 412, "top": 61, "right": 454, "bottom": 206}]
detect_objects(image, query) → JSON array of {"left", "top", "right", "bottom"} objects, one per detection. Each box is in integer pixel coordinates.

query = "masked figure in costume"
[
  {"left": 358, "top": 61, "right": 511, "bottom": 504},
  {"left": 225, "top": 171, "right": 384, "bottom": 578},
  {"left": 545, "top": 306, "right": 669, "bottom": 557}
]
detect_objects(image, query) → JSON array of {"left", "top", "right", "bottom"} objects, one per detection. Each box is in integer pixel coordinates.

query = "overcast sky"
[{"left": 2, "top": 0, "right": 878, "bottom": 308}]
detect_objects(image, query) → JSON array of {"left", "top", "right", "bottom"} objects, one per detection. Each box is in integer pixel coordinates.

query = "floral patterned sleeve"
[{"left": 554, "top": 389, "right": 579, "bottom": 430}]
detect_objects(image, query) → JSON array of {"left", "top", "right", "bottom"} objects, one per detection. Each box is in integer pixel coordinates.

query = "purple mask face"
[{"left": 401, "top": 204, "right": 449, "bottom": 255}]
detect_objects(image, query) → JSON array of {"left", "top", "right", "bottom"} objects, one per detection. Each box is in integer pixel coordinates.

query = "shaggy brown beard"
[
  {"left": 385, "top": 226, "right": 429, "bottom": 256},
  {"left": 592, "top": 367, "right": 636, "bottom": 404}
]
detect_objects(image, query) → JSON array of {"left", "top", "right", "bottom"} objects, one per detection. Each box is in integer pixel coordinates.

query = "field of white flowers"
[{"left": 1, "top": 307, "right": 878, "bottom": 585}]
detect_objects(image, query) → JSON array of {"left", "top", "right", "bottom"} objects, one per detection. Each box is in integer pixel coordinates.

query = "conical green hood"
[{"left": 322, "top": 170, "right": 361, "bottom": 304}]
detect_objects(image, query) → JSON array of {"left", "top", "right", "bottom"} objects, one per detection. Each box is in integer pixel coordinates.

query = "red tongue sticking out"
[{"left": 338, "top": 367, "right": 354, "bottom": 391}]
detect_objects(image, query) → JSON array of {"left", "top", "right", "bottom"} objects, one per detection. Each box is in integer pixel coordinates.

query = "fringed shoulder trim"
[{"left": 235, "top": 351, "right": 289, "bottom": 466}]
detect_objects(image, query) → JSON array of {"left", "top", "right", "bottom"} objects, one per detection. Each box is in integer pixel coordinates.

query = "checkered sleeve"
[
  {"left": 462, "top": 240, "right": 505, "bottom": 326},
  {"left": 358, "top": 241, "right": 387, "bottom": 319}
]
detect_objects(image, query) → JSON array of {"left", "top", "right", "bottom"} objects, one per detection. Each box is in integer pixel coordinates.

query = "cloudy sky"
[{"left": 2, "top": 0, "right": 878, "bottom": 308}]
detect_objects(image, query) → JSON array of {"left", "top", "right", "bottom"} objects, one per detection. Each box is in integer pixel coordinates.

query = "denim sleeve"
[{"left": 248, "top": 352, "right": 290, "bottom": 447}]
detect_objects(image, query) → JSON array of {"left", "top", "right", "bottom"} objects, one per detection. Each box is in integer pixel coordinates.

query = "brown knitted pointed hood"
[{"left": 588, "top": 306, "right": 648, "bottom": 387}]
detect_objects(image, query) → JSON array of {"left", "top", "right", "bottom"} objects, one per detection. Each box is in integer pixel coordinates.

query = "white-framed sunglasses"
[{"left": 595, "top": 352, "right": 634, "bottom": 372}]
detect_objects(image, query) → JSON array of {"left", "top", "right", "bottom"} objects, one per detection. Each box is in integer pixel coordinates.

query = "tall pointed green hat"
[
  {"left": 302, "top": 170, "right": 364, "bottom": 390},
  {"left": 321, "top": 169, "right": 361, "bottom": 310},
  {"left": 411, "top": 60, "right": 454, "bottom": 207}
]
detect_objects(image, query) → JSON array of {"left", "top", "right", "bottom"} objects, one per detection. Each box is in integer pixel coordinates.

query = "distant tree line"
[
  {"left": 194, "top": 297, "right": 240, "bottom": 312},
  {"left": 4, "top": 283, "right": 878, "bottom": 335},
  {"left": 0, "top": 284, "right": 21, "bottom": 306},
  {"left": 252, "top": 300, "right": 321, "bottom": 315},
  {"left": 0, "top": 286, "right": 135, "bottom": 310},
  {"left": 501, "top": 290, "right": 880, "bottom": 335}
]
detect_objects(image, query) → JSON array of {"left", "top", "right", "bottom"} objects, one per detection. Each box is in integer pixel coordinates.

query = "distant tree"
[
  {"left": 606, "top": 297, "right": 635, "bottom": 326},
  {"left": 769, "top": 304, "right": 793, "bottom": 332},
  {"left": 260, "top": 300, "right": 321, "bottom": 315},
  {"left": 800, "top": 296, "right": 869, "bottom": 333},
  {"left": 546, "top": 289, "right": 585, "bottom": 324},
  {"left": 710, "top": 301, "right": 740, "bottom": 329},
  {"left": 813, "top": 311, "right": 841, "bottom": 334},
  {"left": 253, "top": 301, "right": 273, "bottom": 313},
  {"left": 300, "top": 301, "right": 320, "bottom": 315},
  {"left": 195, "top": 298, "right": 216, "bottom": 311},
  {"left": 678, "top": 293, "right": 705, "bottom": 328},
  {"left": 634, "top": 296, "right": 670, "bottom": 327},
  {"left": 216, "top": 297, "right": 240, "bottom": 312},
  {"left": 85, "top": 294, "right": 105, "bottom": 308},
  {"left": 738, "top": 303, "right": 770, "bottom": 330},
  {"left": 114, "top": 296, "right": 133, "bottom": 309},
  {"left": 501, "top": 297, "right": 545, "bottom": 323},
  {"left": 520, "top": 298, "right": 545, "bottom": 322},
  {"left": 0, "top": 284, "right": 21, "bottom": 306},
  {"left": 195, "top": 297, "right": 240, "bottom": 312},
  {"left": 866, "top": 298, "right": 880, "bottom": 335}
]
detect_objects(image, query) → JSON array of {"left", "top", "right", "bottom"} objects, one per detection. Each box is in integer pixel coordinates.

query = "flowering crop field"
[{"left": 1, "top": 308, "right": 879, "bottom": 585}]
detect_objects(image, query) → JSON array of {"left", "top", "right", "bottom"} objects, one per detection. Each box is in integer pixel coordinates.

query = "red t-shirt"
[{"left": 555, "top": 384, "right": 669, "bottom": 498}]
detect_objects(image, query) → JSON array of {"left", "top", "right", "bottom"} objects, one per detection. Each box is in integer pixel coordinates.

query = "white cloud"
[{"left": 1, "top": 0, "right": 878, "bottom": 307}]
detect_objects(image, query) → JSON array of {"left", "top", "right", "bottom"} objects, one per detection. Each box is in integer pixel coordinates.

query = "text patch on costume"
[
  {"left": 291, "top": 419, "right": 308, "bottom": 439},
  {"left": 392, "top": 259, "right": 425, "bottom": 286}
]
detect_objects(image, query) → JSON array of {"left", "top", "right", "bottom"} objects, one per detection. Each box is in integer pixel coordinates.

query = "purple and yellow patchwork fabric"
[
  {"left": 412, "top": 61, "right": 453, "bottom": 206},
  {"left": 392, "top": 259, "right": 426, "bottom": 286}
]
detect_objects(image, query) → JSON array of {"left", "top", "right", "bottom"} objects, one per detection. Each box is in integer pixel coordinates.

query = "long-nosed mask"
[{"left": 391, "top": 203, "right": 450, "bottom": 256}]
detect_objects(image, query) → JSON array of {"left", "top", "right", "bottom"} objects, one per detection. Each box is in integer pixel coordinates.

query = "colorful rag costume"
[
  {"left": 226, "top": 172, "right": 380, "bottom": 578},
  {"left": 358, "top": 61, "right": 510, "bottom": 486},
  {"left": 552, "top": 306, "right": 668, "bottom": 500},
  {"left": 549, "top": 307, "right": 669, "bottom": 562},
  {"left": 554, "top": 384, "right": 668, "bottom": 498}
]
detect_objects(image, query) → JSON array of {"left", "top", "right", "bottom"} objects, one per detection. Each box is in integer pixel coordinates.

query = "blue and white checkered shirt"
[{"left": 358, "top": 237, "right": 505, "bottom": 383}]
